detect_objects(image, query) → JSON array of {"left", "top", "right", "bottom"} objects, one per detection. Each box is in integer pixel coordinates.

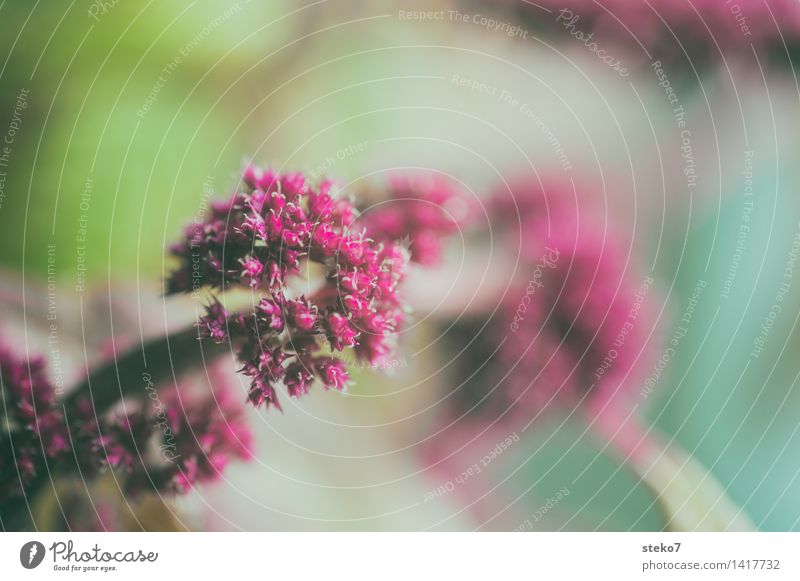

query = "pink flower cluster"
[
  {"left": 496, "top": 0, "right": 800, "bottom": 65},
  {"left": 0, "top": 347, "right": 69, "bottom": 498},
  {"left": 162, "top": 383, "right": 253, "bottom": 493},
  {"left": 0, "top": 345, "right": 252, "bottom": 501},
  {"left": 167, "top": 167, "right": 411, "bottom": 411},
  {"left": 356, "top": 174, "right": 470, "bottom": 267},
  {"left": 449, "top": 179, "right": 655, "bottom": 417},
  {"left": 72, "top": 378, "right": 252, "bottom": 495}
]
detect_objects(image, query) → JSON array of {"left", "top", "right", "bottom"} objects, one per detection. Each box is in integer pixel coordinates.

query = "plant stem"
[
  {"left": 65, "top": 325, "right": 229, "bottom": 413},
  {"left": 583, "top": 399, "right": 754, "bottom": 531}
]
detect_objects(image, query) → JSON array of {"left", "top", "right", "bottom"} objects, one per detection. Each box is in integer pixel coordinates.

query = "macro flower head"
[{"left": 167, "top": 166, "right": 412, "bottom": 411}]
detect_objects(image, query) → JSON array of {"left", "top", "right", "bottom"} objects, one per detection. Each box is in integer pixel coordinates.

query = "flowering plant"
[{"left": 0, "top": 165, "right": 466, "bottom": 530}]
